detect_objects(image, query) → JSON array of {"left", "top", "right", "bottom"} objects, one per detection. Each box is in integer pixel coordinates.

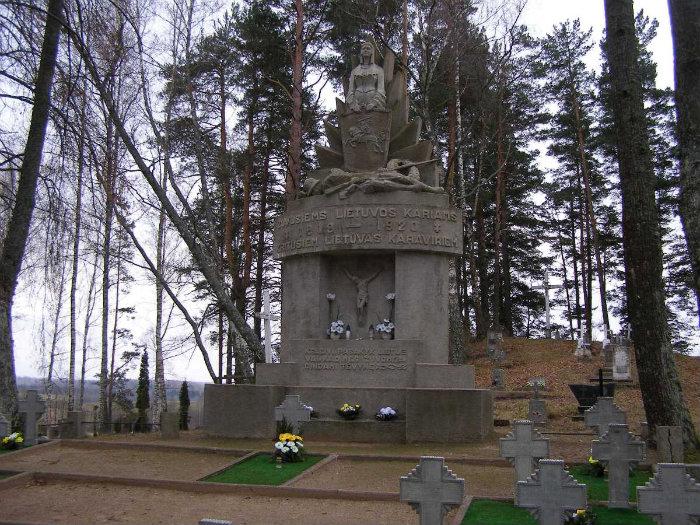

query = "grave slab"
[
  {"left": 637, "top": 463, "right": 700, "bottom": 524},
  {"left": 591, "top": 424, "right": 645, "bottom": 508},
  {"left": 499, "top": 420, "right": 549, "bottom": 482},
  {"left": 515, "top": 459, "right": 587, "bottom": 525},
  {"left": 17, "top": 390, "right": 45, "bottom": 446},
  {"left": 400, "top": 456, "right": 464, "bottom": 525},
  {"left": 584, "top": 397, "right": 626, "bottom": 437}
]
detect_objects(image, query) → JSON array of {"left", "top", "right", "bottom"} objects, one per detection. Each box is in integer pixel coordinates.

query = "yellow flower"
[
  {"left": 576, "top": 509, "right": 586, "bottom": 516},
  {"left": 2, "top": 437, "right": 7, "bottom": 444},
  {"left": 16, "top": 437, "right": 23, "bottom": 443}
]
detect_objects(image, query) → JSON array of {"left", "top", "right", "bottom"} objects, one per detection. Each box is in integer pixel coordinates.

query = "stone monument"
[{"left": 203, "top": 41, "right": 493, "bottom": 443}]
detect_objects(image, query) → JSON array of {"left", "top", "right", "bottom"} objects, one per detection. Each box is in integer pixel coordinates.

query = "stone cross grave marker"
[
  {"left": 528, "top": 399, "right": 548, "bottom": 426},
  {"left": 612, "top": 338, "right": 631, "bottom": 381},
  {"left": 515, "top": 459, "right": 587, "bottom": 525},
  {"left": 656, "top": 425, "right": 684, "bottom": 463},
  {"left": 254, "top": 289, "right": 279, "bottom": 364},
  {"left": 274, "top": 395, "right": 311, "bottom": 434},
  {"left": 637, "top": 463, "right": 700, "bottom": 524},
  {"left": 18, "top": 390, "right": 45, "bottom": 446},
  {"left": 534, "top": 270, "right": 563, "bottom": 338},
  {"left": 0, "top": 413, "right": 9, "bottom": 437},
  {"left": 486, "top": 328, "right": 504, "bottom": 361},
  {"left": 574, "top": 327, "right": 592, "bottom": 360},
  {"left": 400, "top": 456, "right": 464, "bottom": 525},
  {"left": 500, "top": 420, "right": 550, "bottom": 482},
  {"left": 584, "top": 397, "right": 626, "bottom": 437},
  {"left": 591, "top": 424, "right": 645, "bottom": 508}
]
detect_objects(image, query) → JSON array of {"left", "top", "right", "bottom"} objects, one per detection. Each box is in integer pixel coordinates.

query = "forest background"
[{"left": 0, "top": 0, "right": 697, "bottom": 432}]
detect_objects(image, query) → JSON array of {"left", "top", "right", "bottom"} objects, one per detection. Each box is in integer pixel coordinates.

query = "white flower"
[
  {"left": 291, "top": 446, "right": 298, "bottom": 453},
  {"left": 275, "top": 442, "right": 283, "bottom": 450},
  {"left": 303, "top": 404, "right": 314, "bottom": 412},
  {"left": 281, "top": 446, "right": 289, "bottom": 453},
  {"left": 298, "top": 443, "right": 304, "bottom": 448},
  {"left": 386, "top": 292, "right": 396, "bottom": 300},
  {"left": 326, "top": 293, "right": 336, "bottom": 301}
]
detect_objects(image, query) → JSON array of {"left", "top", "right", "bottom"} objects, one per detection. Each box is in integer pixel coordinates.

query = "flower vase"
[
  {"left": 330, "top": 332, "right": 341, "bottom": 340},
  {"left": 380, "top": 332, "right": 392, "bottom": 340}
]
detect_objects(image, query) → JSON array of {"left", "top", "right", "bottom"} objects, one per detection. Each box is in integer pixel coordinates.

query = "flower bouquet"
[
  {"left": 273, "top": 433, "right": 305, "bottom": 463},
  {"left": 374, "top": 319, "right": 394, "bottom": 340},
  {"left": 328, "top": 319, "right": 346, "bottom": 340},
  {"left": 1, "top": 432, "right": 24, "bottom": 450},
  {"left": 375, "top": 406, "right": 397, "bottom": 421},
  {"left": 565, "top": 508, "right": 597, "bottom": 525},
  {"left": 583, "top": 456, "right": 605, "bottom": 477},
  {"left": 337, "top": 403, "right": 361, "bottom": 420}
]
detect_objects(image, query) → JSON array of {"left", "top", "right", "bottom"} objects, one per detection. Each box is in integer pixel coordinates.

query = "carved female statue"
[{"left": 346, "top": 40, "right": 386, "bottom": 112}]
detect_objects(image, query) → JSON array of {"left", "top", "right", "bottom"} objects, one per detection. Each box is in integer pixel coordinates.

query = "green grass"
[
  {"left": 461, "top": 500, "right": 655, "bottom": 525},
  {"left": 461, "top": 500, "right": 537, "bottom": 525},
  {"left": 569, "top": 466, "right": 652, "bottom": 502},
  {"left": 202, "top": 453, "right": 325, "bottom": 486}
]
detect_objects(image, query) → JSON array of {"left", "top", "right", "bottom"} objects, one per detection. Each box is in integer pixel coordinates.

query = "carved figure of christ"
[{"left": 343, "top": 267, "right": 382, "bottom": 326}]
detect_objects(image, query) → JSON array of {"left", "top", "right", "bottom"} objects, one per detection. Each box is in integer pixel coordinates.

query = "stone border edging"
[
  {"left": 197, "top": 450, "right": 261, "bottom": 481},
  {"left": 335, "top": 452, "right": 510, "bottom": 467},
  {"left": 282, "top": 454, "right": 338, "bottom": 487},
  {"left": 450, "top": 495, "right": 473, "bottom": 525},
  {"left": 20, "top": 470, "right": 401, "bottom": 502},
  {"left": 0, "top": 439, "right": 59, "bottom": 459},
  {"left": 64, "top": 439, "right": 253, "bottom": 456},
  {"left": 0, "top": 470, "right": 33, "bottom": 490}
]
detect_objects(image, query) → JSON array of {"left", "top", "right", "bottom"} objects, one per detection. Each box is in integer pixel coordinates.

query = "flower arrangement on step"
[
  {"left": 564, "top": 508, "right": 597, "bottom": 525},
  {"left": 1, "top": 432, "right": 24, "bottom": 450},
  {"left": 374, "top": 319, "right": 394, "bottom": 340},
  {"left": 375, "top": 406, "right": 397, "bottom": 421},
  {"left": 328, "top": 319, "right": 347, "bottom": 340},
  {"left": 337, "top": 403, "right": 361, "bottom": 420},
  {"left": 273, "top": 433, "right": 305, "bottom": 463}
]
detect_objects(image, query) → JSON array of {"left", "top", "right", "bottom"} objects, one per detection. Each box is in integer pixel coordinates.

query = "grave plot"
[
  {"left": 0, "top": 442, "right": 239, "bottom": 481},
  {"left": 461, "top": 500, "right": 655, "bottom": 525},
  {"left": 0, "top": 478, "right": 419, "bottom": 525},
  {"left": 201, "top": 452, "right": 326, "bottom": 485},
  {"left": 289, "top": 457, "right": 515, "bottom": 497},
  {"left": 567, "top": 465, "right": 652, "bottom": 502}
]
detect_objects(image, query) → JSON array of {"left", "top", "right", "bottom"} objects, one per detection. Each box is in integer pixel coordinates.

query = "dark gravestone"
[{"left": 568, "top": 383, "right": 615, "bottom": 415}]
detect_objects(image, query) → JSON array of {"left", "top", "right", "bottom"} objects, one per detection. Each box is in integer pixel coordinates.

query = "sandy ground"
[
  {"left": 291, "top": 458, "right": 515, "bottom": 498},
  {"left": 0, "top": 442, "right": 240, "bottom": 481},
  {"left": 0, "top": 478, "right": 427, "bottom": 525}
]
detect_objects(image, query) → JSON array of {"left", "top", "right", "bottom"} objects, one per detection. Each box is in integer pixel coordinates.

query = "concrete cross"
[
  {"left": 591, "top": 424, "right": 645, "bottom": 508},
  {"left": 274, "top": 395, "right": 311, "bottom": 434},
  {"left": 637, "top": 464, "right": 700, "bottom": 524},
  {"left": 584, "top": 397, "right": 626, "bottom": 437},
  {"left": 17, "top": 390, "right": 45, "bottom": 446},
  {"left": 254, "top": 290, "right": 280, "bottom": 363},
  {"left": 0, "top": 413, "right": 9, "bottom": 437},
  {"left": 515, "top": 459, "right": 587, "bottom": 525},
  {"left": 534, "top": 270, "right": 563, "bottom": 338},
  {"left": 500, "top": 420, "right": 550, "bottom": 482},
  {"left": 400, "top": 456, "right": 464, "bottom": 525}
]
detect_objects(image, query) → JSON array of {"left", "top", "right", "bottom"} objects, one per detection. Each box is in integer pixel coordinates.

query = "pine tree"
[
  {"left": 135, "top": 350, "right": 150, "bottom": 432},
  {"left": 179, "top": 381, "right": 190, "bottom": 431}
]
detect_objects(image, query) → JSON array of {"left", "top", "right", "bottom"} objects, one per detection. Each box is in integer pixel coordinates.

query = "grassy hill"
[{"left": 468, "top": 337, "right": 700, "bottom": 433}]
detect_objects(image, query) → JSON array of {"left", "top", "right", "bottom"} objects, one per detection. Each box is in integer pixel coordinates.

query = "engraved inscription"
[
  {"left": 303, "top": 347, "right": 408, "bottom": 371},
  {"left": 274, "top": 204, "right": 462, "bottom": 257}
]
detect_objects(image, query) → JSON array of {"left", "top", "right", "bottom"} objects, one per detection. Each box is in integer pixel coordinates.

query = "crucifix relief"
[{"left": 343, "top": 267, "right": 382, "bottom": 326}]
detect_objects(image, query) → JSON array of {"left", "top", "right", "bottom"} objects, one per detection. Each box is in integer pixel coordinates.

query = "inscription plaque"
[{"left": 274, "top": 202, "right": 462, "bottom": 258}]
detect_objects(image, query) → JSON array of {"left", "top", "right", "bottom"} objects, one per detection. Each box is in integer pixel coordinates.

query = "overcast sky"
[{"left": 12, "top": 0, "right": 680, "bottom": 384}]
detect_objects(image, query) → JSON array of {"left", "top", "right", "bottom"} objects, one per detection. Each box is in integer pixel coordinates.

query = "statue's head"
[{"left": 360, "top": 40, "right": 375, "bottom": 65}]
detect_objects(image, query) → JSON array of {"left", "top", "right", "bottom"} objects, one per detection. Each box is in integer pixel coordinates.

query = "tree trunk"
[
  {"left": 254, "top": 146, "right": 271, "bottom": 341},
  {"left": 287, "top": 0, "right": 304, "bottom": 198},
  {"left": 0, "top": 0, "right": 63, "bottom": 423},
  {"left": 98, "top": 151, "right": 114, "bottom": 433},
  {"left": 79, "top": 251, "right": 100, "bottom": 409},
  {"left": 153, "top": 173, "right": 168, "bottom": 421},
  {"left": 668, "top": 0, "right": 700, "bottom": 324},
  {"left": 107, "top": 234, "right": 123, "bottom": 425},
  {"left": 604, "top": 0, "right": 698, "bottom": 447}
]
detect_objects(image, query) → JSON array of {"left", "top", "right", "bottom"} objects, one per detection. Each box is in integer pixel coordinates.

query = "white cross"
[
  {"left": 591, "top": 424, "right": 645, "bottom": 508},
  {"left": 637, "top": 464, "right": 700, "bottom": 524},
  {"left": 516, "top": 460, "right": 587, "bottom": 525},
  {"left": 254, "top": 290, "right": 279, "bottom": 364},
  {"left": 534, "top": 270, "right": 563, "bottom": 338},
  {"left": 400, "top": 456, "right": 464, "bottom": 525},
  {"left": 500, "top": 420, "right": 550, "bottom": 482}
]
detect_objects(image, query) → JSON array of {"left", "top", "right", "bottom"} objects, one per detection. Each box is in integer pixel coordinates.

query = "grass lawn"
[
  {"left": 201, "top": 453, "right": 325, "bottom": 486},
  {"left": 568, "top": 466, "right": 652, "bottom": 502},
  {"left": 461, "top": 500, "right": 655, "bottom": 525}
]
